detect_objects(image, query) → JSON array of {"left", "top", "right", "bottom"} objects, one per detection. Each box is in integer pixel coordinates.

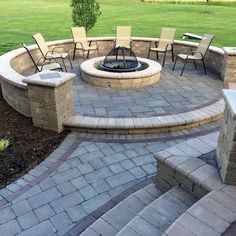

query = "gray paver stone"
[
  {"left": 17, "top": 220, "right": 56, "bottom": 236},
  {"left": 80, "top": 185, "right": 97, "bottom": 200},
  {"left": 129, "top": 167, "right": 146, "bottom": 178},
  {"left": 0, "top": 219, "right": 22, "bottom": 236},
  {"left": 81, "top": 193, "right": 111, "bottom": 214},
  {"left": 34, "top": 204, "right": 55, "bottom": 222},
  {"left": 28, "top": 187, "right": 62, "bottom": 209},
  {"left": 92, "top": 180, "right": 110, "bottom": 193},
  {"left": 50, "top": 191, "right": 84, "bottom": 213},
  {"left": 11, "top": 200, "right": 32, "bottom": 216},
  {"left": 17, "top": 211, "right": 39, "bottom": 230},
  {"left": 0, "top": 206, "right": 15, "bottom": 224},
  {"left": 71, "top": 176, "right": 89, "bottom": 189},
  {"left": 57, "top": 182, "right": 76, "bottom": 195},
  {"left": 67, "top": 205, "right": 87, "bottom": 222},
  {"left": 106, "top": 171, "right": 135, "bottom": 188},
  {"left": 50, "top": 212, "right": 72, "bottom": 231}
]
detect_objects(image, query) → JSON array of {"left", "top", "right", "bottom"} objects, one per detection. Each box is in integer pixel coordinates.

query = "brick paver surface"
[{"left": 72, "top": 61, "right": 223, "bottom": 117}]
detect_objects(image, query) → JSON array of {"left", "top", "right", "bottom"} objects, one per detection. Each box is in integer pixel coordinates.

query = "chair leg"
[
  {"left": 193, "top": 60, "right": 197, "bottom": 70},
  {"left": 171, "top": 47, "right": 174, "bottom": 62},
  {"left": 162, "top": 51, "right": 167, "bottom": 67},
  {"left": 87, "top": 50, "right": 90, "bottom": 59},
  {"left": 172, "top": 56, "right": 178, "bottom": 71},
  {"left": 62, "top": 58, "right": 67, "bottom": 72},
  {"left": 156, "top": 51, "right": 159, "bottom": 61},
  {"left": 68, "top": 56, "right": 73, "bottom": 70},
  {"left": 97, "top": 48, "right": 100, "bottom": 56},
  {"left": 73, "top": 45, "right": 76, "bottom": 61},
  {"left": 202, "top": 59, "right": 207, "bottom": 75},
  {"left": 180, "top": 59, "right": 188, "bottom": 76},
  {"left": 147, "top": 49, "right": 151, "bottom": 59},
  {"left": 82, "top": 50, "right": 85, "bottom": 61}
]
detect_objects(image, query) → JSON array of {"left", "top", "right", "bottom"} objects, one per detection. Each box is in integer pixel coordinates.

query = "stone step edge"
[
  {"left": 80, "top": 183, "right": 163, "bottom": 236},
  {"left": 117, "top": 186, "right": 196, "bottom": 236},
  {"left": 163, "top": 188, "right": 236, "bottom": 236},
  {"left": 155, "top": 131, "right": 225, "bottom": 199},
  {"left": 63, "top": 98, "right": 224, "bottom": 131}
]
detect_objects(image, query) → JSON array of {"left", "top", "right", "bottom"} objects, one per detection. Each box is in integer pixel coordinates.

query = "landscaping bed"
[{"left": 0, "top": 86, "right": 68, "bottom": 188}]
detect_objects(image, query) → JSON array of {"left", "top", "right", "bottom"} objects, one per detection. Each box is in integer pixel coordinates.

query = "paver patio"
[{"left": 0, "top": 57, "right": 229, "bottom": 235}]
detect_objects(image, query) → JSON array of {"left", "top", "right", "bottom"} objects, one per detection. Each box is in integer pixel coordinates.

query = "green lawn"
[{"left": 0, "top": 0, "right": 236, "bottom": 54}]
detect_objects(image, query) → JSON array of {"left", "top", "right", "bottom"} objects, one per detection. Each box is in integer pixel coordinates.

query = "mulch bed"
[{"left": 0, "top": 86, "right": 68, "bottom": 189}]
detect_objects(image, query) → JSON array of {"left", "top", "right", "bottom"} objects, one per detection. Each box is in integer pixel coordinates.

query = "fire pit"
[
  {"left": 100, "top": 46, "right": 142, "bottom": 72},
  {"left": 80, "top": 48, "right": 162, "bottom": 89}
]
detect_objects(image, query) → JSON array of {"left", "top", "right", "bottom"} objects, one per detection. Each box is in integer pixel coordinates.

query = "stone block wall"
[
  {"left": 216, "top": 90, "right": 236, "bottom": 185},
  {"left": 0, "top": 79, "right": 31, "bottom": 117},
  {"left": 223, "top": 47, "right": 236, "bottom": 83}
]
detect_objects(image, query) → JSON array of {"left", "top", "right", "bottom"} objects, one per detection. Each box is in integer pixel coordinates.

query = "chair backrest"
[
  {"left": 116, "top": 26, "right": 131, "bottom": 48},
  {"left": 71, "top": 27, "right": 89, "bottom": 48},
  {"left": 32, "top": 33, "right": 49, "bottom": 57},
  {"left": 158, "top": 27, "right": 176, "bottom": 50},
  {"left": 195, "top": 34, "right": 215, "bottom": 58},
  {"left": 21, "top": 42, "right": 40, "bottom": 72}
]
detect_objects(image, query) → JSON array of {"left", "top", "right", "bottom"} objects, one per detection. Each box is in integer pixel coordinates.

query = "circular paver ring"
[{"left": 80, "top": 57, "right": 162, "bottom": 89}]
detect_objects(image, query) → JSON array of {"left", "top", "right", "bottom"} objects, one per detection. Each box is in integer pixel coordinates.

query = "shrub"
[
  {"left": 0, "top": 139, "right": 10, "bottom": 152},
  {"left": 71, "top": 0, "right": 102, "bottom": 32}
]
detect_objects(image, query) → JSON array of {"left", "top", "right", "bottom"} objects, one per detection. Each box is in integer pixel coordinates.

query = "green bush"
[
  {"left": 71, "top": 0, "right": 102, "bottom": 32},
  {"left": 0, "top": 139, "right": 10, "bottom": 152}
]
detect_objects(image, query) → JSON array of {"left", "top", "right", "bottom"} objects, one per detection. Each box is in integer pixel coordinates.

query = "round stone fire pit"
[{"left": 80, "top": 56, "right": 162, "bottom": 89}]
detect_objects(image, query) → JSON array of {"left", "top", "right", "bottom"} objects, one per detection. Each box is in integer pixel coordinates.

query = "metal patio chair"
[
  {"left": 172, "top": 34, "right": 215, "bottom": 76},
  {"left": 32, "top": 33, "right": 73, "bottom": 72},
  {"left": 71, "top": 27, "right": 99, "bottom": 60},
  {"left": 21, "top": 43, "right": 63, "bottom": 74},
  {"left": 148, "top": 27, "right": 176, "bottom": 67},
  {"left": 115, "top": 26, "right": 132, "bottom": 48}
]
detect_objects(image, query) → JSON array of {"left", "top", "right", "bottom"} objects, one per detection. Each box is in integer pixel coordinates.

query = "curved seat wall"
[{"left": 0, "top": 37, "right": 225, "bottom": 117}]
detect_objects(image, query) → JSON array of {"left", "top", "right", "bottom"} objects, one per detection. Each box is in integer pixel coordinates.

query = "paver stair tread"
[
  {"left": 80, "top": 183, "right": 163, "bottom": 236},
  {"left": 117, "top": 186, "right": 197, "bottom": 236}
]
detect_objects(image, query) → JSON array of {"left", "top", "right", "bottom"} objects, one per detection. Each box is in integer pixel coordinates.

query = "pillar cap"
[
  {"left": 223, "top": 89, "right": 236, "bottom": 119},
  {"left": 23, "top": 71, "right": 75, "bottom": 87}
]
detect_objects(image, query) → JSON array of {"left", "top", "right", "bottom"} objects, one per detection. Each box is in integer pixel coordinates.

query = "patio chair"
[
  {"left": 147, "top": 27, "right": 176, "bottom": 67},
  {"left": 32, "top": 33, "right": 73, "bottom": 72},
  {"left": 115, "top": 26, "right": 132, "bottom": 48},
  {"left": 21, "top": 43, "right": 63, "bottom": 74},
  {"left": 71, "top": 27, "right": 99, "bottom": 60},
  {"left": 172, "top": 34, "right": 215, "bottom": 76}
]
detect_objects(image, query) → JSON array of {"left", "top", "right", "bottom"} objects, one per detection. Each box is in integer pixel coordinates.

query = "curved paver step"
[
  {"left": 117, "top": 186, "right": 197, "bottom": 236},
  {"left": 63, "top": 99, "right": 224, "bottom": 134},
  {"left": 80, "top": 183, "right": 163, "bottom": 236}
]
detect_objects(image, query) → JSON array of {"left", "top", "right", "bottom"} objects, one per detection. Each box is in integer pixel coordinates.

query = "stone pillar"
[
  {"left": 216, "top": 90, "right": 236, "bottom": 185},
  {"left": 23, "top": 71, "right": 75, "bottom": 133},
  {"left": 223, "top": 47, "right": 236, "bottom": 83}
]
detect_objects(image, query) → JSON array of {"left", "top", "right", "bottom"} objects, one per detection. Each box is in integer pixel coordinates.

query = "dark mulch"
[{"left": 0, "top": 86, "right": 68, "bottom": 189}]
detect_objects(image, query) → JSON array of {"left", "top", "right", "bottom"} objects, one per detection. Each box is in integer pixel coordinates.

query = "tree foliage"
[{"left": 71, "top": 0, "right": 101, "bottom": 32}]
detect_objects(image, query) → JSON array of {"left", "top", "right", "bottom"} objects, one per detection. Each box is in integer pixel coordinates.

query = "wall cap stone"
[
  {"left": 23, "top": 71, "right": 76, "bottom": 87},
  {"left": 223, "top": 89, "right": 236, "bottom": 119},
  {"left": 223, "top": 47, "right": 236, "bottom": 55}
]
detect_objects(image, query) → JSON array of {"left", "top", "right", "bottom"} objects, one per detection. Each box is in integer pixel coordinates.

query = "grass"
[{"left": 0, "top": 0, "right": 236, "bottom": 54}]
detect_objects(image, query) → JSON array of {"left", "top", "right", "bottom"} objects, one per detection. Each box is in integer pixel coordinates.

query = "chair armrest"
[
  {"left": 52, "top": 46, "right": 69, "bottom": 54},
  {"left": 190, "top": 50, "right": 204, "bottom": 58},
  {"left": 176, "top": 47, "right": 193, "bottom": 55},
  {"left": 36, "top": 56, "right": 46, "bottom": 66},
  {"left": 45, "top": 50, "right": 63, "bottom": 59}
]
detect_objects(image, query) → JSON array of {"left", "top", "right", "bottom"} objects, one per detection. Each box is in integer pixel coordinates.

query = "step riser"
[{"left": 64, "top": 114, "right": 222, "bottom": 135}]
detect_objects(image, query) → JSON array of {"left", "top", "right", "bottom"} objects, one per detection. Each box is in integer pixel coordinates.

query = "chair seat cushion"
[
  {"left": 177, "top": 53, "right": 202, "bottom": 60},
  {"left": 40, "top": 62, "right": 61, "bottom": 71},
  {"left": 46, "top": 52, "right": 68, "bottom": 59},
  {"left": 150, "top": 47, "right": 168, "bottom": 52}
]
